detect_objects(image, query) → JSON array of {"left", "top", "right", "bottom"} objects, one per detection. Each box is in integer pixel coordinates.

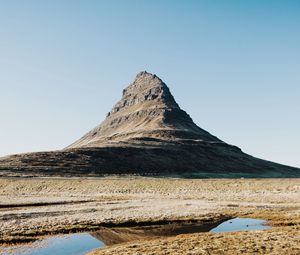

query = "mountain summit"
[
  {"left": 69, "top": 71, "right": 220, "bottom": 149},
  {"left": 0, "top": 72, "right": 299, "bottom": 178}
]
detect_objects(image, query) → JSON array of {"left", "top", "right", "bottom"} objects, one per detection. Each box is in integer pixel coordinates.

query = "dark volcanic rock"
[{"left": 0, "top": 71, "right": 299, "bottom": 177}]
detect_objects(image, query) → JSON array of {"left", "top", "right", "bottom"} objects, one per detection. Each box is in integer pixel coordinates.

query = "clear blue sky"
[{"left": 0, "top": 0, "right": 299, "bottom": 167}]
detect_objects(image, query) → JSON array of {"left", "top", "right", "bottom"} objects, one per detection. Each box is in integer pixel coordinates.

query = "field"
[{"left": 0, "top": 177, "right": 299, "bottom": 254}]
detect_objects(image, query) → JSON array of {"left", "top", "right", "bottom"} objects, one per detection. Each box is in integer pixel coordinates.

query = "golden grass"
[{"left": 0, "top": 177, "right": 299, "bottom": 254}]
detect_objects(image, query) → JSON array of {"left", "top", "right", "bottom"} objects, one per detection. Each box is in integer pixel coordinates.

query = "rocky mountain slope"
[
  {"left": 68, "top": 71, "right": 221, "bottom": 149},
  {"left": 0, "top": 72, "right": 299, "bottom": 177}
]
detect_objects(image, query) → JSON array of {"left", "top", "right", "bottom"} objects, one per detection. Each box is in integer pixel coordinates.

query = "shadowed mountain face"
[{"left": 0, "top": 72, "right": 299, "bottom": 178}]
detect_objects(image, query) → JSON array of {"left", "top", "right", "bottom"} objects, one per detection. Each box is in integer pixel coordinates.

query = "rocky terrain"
[
  {"left": 0, "top": 71, "right": 299, "bottom": 177},
  {"left": 68, "top": 71, "right": 221, "bottom": 148}
]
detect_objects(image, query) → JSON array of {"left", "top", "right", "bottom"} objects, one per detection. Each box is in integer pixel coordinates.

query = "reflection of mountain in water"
[{"left": 91, "top": 219, "right": 227, "bottom": 245}]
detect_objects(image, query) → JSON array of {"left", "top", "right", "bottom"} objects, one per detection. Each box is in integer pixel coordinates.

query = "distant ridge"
[{"left": 0, "top": 72, "right": 299, "bottom": 178}]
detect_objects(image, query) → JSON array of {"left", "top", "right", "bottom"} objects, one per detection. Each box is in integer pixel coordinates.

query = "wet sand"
[{"left": 0, "top": 177, "right": 299, "bottom": 254}]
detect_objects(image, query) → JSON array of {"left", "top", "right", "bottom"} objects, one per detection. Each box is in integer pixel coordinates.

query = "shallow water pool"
[
  {"left": 4, "top": 233, "right": 104, "bottom": 255},
  {"left": 3, "top": 218, "right": 270, "bottom": 254},
  {"left": 210, "top": 217, "right": 270, "bottom": 233}
]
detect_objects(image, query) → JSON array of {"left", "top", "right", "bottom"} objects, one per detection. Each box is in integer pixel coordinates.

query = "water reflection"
[
  {"left": 91, "top": 219, "right": 224, "bottom": 245},
  {"left": 2, "top": 218, "right": 269, "bottom": 255},
  {"left": 2, "top": 233, "right": 104, "bottom": 255},
  {"left": 210, "top": 217, "right": 270, "bottom": 233}
]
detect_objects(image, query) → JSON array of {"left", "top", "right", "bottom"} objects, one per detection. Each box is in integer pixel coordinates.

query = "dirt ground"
[{"left": 0, "top": 177, "right": 299, "bottom": 254}]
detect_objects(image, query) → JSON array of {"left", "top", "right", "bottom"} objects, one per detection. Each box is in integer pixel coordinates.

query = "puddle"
[
  {"left": 2, "top": 218, "right": 270, "bottom": 255},
  {"left": 1, "top": 233, "right": 104, "bottom": 255},
  {"left": 210, "top": 217, "right": 270, "bottom": 233}
]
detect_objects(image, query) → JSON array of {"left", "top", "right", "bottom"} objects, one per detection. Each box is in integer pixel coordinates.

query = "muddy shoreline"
[{"left": 0, "top": 216, "right": 231, "bottom": 245}]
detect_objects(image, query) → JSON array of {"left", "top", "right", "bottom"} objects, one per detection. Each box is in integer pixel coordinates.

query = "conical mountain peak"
[
  {"left": 127, "top": 71, "right": 167, "bottom": 93},
  {"left": 68, "top": 72, "right": 221, "bottom": 149},
  {"left": 115, "top": 71, "right": 179, "bottom": 115},
  {"left": 1, "top": 72, "right": 299, "bottom": 178}
]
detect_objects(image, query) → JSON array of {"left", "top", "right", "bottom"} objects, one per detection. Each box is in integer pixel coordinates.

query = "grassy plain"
[{"left": 0, "top": 177, "right": 299, "bottom": 254}]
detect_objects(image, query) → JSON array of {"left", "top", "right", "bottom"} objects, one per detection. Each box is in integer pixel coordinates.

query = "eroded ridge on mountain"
[{"left": 68, "top": 71, "right": 221, "bottom": 149}]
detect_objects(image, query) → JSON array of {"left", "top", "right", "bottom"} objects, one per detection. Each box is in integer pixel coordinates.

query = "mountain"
[
  {"left": 0, "top": 71, "right": 299, "bottom": 178},
  {"left": 68, "top": 71, "right": 221, "bottom": 149}
]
